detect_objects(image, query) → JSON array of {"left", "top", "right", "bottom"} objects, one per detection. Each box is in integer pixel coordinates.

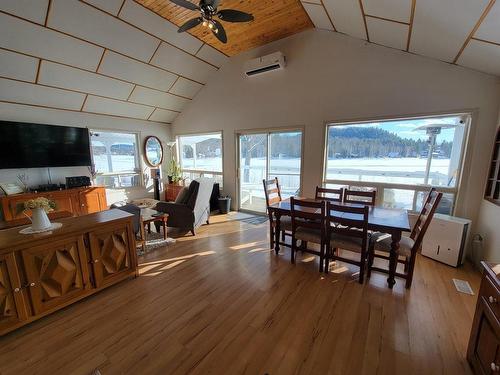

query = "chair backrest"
[
  {"left": 343, "top": 189, "right": 377, "bottom": 206},
  {"left": 410, "top": 188, "right": 442, "bottom": 249},
  {"left": 315, "top": 186, "right": 344, "bottom": 203},
  {"left": 326, "top": 201, "right": 369, "bottom": 246},
  {"left": 263, "top": 177, "right": 282, "bottom": 207},
  {"left": 290, "top": 197, "right": 326, "bottom": 233},
  {"left": 191, "top": 177, "right": 214, "bottom": 226}
]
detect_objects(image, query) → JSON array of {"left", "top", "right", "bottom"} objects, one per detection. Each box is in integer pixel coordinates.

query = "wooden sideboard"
[
  {"left": 1, "top": 186, "right": 107, "bottom": 222},
  {"left": 0, "top": 209, "right": 137, "bottom": 335},
  {"left": 467, "top": 262, "right": 500, "bottom": 374}
]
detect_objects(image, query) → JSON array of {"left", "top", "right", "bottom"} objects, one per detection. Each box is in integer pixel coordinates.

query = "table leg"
[
  {"left": 387, "top": 230, "right": 402, "bottom": 288},
  {"left": 162, "top": 219, "right": 167, "bottom": 240},
  {"left": 274, "top": 213, "right": 281, "bottom": 255}
]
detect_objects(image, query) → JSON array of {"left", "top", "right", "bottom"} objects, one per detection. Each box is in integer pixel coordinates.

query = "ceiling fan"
[{"left": 170, "top": 0, "right": 254, "bottom": 44}]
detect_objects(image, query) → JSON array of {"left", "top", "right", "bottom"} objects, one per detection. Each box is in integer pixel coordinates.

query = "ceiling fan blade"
[
  {"left": 217, "top": 9, "right": 254, "bottom": 22},
  {"left": 211, "top": 19, "right": 227, "bottom": 43},
  {"left": 169, "top": 0, "right": 199, "bottom": 11},
  {"left": 203, "top": 0, "right": 221, "bottom": 7},
  {"left": 178, "top": 17, "right": 203, "bottom": 33}
]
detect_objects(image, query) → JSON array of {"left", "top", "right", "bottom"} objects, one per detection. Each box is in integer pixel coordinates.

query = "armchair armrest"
[{"left": 155, "top": 201, "right": 194, "bottom": 229}]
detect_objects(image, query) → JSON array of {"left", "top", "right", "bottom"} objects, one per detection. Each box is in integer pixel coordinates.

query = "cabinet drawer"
[{"left": 481, "top": 275, "right": 500, "bottom": 321}]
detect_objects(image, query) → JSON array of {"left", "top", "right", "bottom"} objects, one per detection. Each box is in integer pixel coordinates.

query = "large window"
[
  {"left": 90, "top": 130, "right": 141, "bottom": 188},
  {"left": 177, "top": 132, "right": 223, "bottom": 186},
  {"left": 323, "top": 114, "right": 469, "bottom": 214},
  {"left": 238, "top": 130, "right": 303, "bottom": 213}
]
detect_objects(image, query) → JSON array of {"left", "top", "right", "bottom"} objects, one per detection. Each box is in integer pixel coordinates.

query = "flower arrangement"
[
  {"left": 17, "top": 197, "right": 56, "bottom": 214},
  {"left": 167, "top": 159, "right": 183, "bottom": 184}
]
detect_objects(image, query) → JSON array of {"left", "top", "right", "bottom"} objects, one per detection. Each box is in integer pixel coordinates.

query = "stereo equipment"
[{"left": 66, "top": 176, "right": 91, "bottom": 189}]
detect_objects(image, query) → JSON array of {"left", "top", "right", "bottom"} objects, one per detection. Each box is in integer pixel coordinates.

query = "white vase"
[{"left": 30, "top": 208, "right": 52, "bottom": 231}]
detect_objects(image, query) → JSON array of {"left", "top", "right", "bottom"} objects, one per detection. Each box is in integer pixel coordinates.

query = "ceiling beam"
[
  {"left": 358, "top": 0, "right": 370, "bottom": 41},
  {"left": 406, "top": 0, "right": 416, "bottom": 52},
  {"left": 453, "top": 0, "right": 496, "bottom": 64}
]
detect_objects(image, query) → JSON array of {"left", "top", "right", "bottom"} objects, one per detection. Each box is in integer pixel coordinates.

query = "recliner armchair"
[{"left": 155, "top": 177, "right": 214, "bottom": 236}]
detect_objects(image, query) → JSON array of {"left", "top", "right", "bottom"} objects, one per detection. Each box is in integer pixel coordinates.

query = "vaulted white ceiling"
[
  {"left": 301, "top": 0, "right": 500, "bottom": 77},
  {"left": 0, "top": 0, "right": 228, "bottom": 124}
]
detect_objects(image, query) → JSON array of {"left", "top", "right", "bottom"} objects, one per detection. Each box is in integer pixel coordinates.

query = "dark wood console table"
[{"left": 0, "top": 209, "right": 137, "bottom": 336}]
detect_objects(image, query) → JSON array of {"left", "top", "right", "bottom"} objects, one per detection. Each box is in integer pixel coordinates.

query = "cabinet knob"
[
  {"left": 94, "top": 259, "right": 99, "bottom": 263},
  {"left": 491, "top": 363, "right": 499, "bottom": 372},
  {"left": 30, "top": 282, "right": 35, "bottom": 287},
  {"left": 14, "top": 287, "right": 20, "bottom": 293},
  {"left": 489, "top": 296, "right": 497, "bottom": 304}
]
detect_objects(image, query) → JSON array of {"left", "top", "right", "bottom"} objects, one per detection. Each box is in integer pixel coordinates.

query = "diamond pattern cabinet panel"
[
  {"left": 0, "top": 253, "right": 27, "bottom": 334},
  {"left": 21, "top": 236, "right": 89, "bottom": 315},
  {"left": 89, "top": 223, "right": 135, "bottom": 288}
]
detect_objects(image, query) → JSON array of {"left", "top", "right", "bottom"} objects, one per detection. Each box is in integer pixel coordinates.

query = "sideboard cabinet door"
[
  {"left": 0, "top": 253, "right": 28, "bottom": 334},
  {"left": 21, "top": 236, "right": 90, "bottom": 315},
  {"left": 88, "top": 223, "right": 134, "bottom": 288}
]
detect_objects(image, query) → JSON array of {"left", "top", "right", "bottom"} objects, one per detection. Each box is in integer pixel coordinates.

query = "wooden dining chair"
[
  {"left": 315, "top": 186, "right": 344, "bottom": 203},
  {"left": 263, "top": 177, "right": 292, "bottom": 249},
  {"left": 325, "top": 202, "right": 370, "bottom": 283},
  {"left": 344, "top": 189, "right": 377, "bottom": 206},
  {"left": 290, "top": 197, "right": 326, "bottom": 272},
  {"left": 367, "top": 188, "right": 442, "bottom": 288}
]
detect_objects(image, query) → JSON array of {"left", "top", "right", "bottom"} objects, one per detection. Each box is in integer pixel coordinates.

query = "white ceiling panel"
[
  {"left": 301, "top": 3, "right": 334, "bottom": 31},
  {"left": 323, "top": 0, "right": 366, "bottom": 39},
  {"left": 196, "top": 44, "right": 228, "bottom": 68},
  {"left": 362, "top": 0, "right": 412, "bottom": 23},
  {"left": 84, "top": 95, "right": 153, "bottom": 119},
  {"left": 0, "top": 78, "right": 85, "bottom": 110},
  {"left": 39, "top": 61, "right": 134, "bottom": 100},
  {"left": 0, "top": 13, "right": 103, "bottom": 71},
  {"left": 169, "top": 77, "right": 203, "bottom": 99},
  {"left": 150, "top": 43, "right": 217, "bottom": 84},
  {"left": 475, "top": 2, "right": 500, "bottom": 44},
  {"left": 119, "top": 0, "right": 203, "bottom": 55},
  {"left": 458, "top": 39, "right": 500, "bottom": 77},
  {"left": 82, "top": 0, "right": 125, "bottom": 16},
  {"left": 366, "top": 17, "right": 408, "bottom": 50},
  {"left": 48, "top": 0, "right": 160, "bottom": 62},
  {"left": 129, "top": 86, "right": 189, "bottom": 112},
  {"left": 410, "top": 0, "right": 490, "bottom": 62},
  {"left": 0, "top": 49, "right": 38, "bottom": 82},
  {"left": 0, "top": 0, "right": 49, "bottom": 25},
  {"left": 98, "top": 51, "right": 177, "bottom": 92},
  {"left": 149, "top": 108, "right": 179, "bottom": 123}
]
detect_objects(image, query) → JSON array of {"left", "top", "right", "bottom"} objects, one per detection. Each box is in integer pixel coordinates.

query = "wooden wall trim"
[
  {"left": 452, "top": 0, "right": 496, "bottom": 64},
  {"left": 406, "top": 0, "right": 416, "bottom": 52},
  {"left": 365, "top": 14, "right": 410, "bottom": 26},
  {"left": 358, "top": 0, "right": 370, "bottom": 42}
]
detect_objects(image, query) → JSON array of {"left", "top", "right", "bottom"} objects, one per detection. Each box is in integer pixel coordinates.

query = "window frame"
[
  {"left": 321, "top": 113, "right": 471, "bottom": 214},
  {"left": 90, "top": 128, "right": 142, "bottom": 189},
  {"left": 175, "top": 130, "right": 224, "bottom": 186}
]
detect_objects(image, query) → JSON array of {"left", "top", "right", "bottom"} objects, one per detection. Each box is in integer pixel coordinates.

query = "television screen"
[{"left": 0, "top": 121, "right": 91, "bottom": 169}]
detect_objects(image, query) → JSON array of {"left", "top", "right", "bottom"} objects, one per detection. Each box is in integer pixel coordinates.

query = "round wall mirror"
[{"left": 144, "top": 136, "right": 163, "bottom": 167}]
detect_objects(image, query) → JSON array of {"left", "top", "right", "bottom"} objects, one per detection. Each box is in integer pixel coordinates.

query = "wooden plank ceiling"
[{"left": 135, "top": 0, "right": 314, "bottom": 56}]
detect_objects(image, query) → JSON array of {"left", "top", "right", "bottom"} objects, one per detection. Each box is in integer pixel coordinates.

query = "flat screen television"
[{"left": 0, "top": 121, "right": 92, "bottom": 169}]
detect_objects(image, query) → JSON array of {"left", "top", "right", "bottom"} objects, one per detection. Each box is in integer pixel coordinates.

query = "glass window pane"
[
  {"left": 91, "top": 131, "right": 138, "bottom": 173},
  {"left": 325, "top": 116, "right": 465, "bottom": 187},
  {"left": 239, "top": 134, "right": 267, "bottom": 212},
  {"left": 383, "top": 189, "right": 415, "bottom": 210},
  {"left": 415, "top": 191, "right": 455, "bottom": 215},
  {"left": 269, "top": 131, "right": 302, "bottom": 198},
  {"left": 178, "top": 133, "right": 223, "bottom": 172}
]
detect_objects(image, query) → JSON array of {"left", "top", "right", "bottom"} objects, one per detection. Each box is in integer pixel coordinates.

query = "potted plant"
[{"left": 167, "top": 159, "right": 182, "bottom": 185}]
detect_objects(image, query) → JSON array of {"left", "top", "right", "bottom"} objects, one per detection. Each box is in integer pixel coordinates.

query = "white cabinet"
[{"left": 421, "top": 214, "right": 470, "bottom": 267}]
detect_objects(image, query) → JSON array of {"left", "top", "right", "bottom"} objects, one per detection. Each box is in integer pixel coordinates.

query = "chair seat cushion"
[
  {"left": 330, "top": 233, "right": 368, "bottom": 253},
  {"left": 272, "top": 216, "right": 292, "bottom": 231},
  {"left": 370, "top": 232, "right": 414, "bottom": 257},
  {"left": 295, "top": 227, "right": 322, "bottom": 244}
]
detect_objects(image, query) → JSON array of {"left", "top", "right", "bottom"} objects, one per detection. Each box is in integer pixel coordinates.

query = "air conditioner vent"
[{"left": 244, "top": 52, "right": 285, "bottom": 77}]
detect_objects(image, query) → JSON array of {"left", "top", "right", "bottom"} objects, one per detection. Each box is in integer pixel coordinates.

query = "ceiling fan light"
[
  {"left": 208, "top": 22, "right": 214, "bottom": 29},
  {"left": 202, "top": 20, "right": 208, "bottom": 27},
  {"left": 214, "top": 28, "right": 219, "bottom": 34}
]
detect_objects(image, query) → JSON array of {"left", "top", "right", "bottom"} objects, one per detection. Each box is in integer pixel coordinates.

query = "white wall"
[
  {"left": 475, "top": 105, "right": 500, "bottom": 262},
  {"left": 0, "top": 102, "right": 171, "bottom": 210},
  {"left": 172, "top": 29, "right": 500, "bottom": 247}
]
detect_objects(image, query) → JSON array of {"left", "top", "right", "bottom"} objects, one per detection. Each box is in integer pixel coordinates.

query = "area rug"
[
  {"left": 238, "top": 216, "right": 269, "bottom": 225},
  {"left": 137, "top": 231, "right": 176, "bottom": 255}
]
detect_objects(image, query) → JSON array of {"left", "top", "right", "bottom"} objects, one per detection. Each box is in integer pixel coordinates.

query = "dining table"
[{"left": 268, "top": 198, "right": 411, "bottom": 289}]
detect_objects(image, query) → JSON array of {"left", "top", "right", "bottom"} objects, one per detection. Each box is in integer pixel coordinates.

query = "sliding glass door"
[{"left": 238, "top": 130, "right": 302, "bottom": 213}]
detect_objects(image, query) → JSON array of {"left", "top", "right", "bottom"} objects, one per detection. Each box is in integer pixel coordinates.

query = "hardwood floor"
[{"left": 0, "top": 212, "right": 480, "bottom": 375}]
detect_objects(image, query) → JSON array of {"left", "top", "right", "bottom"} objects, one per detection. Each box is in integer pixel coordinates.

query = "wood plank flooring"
[{"left": 0, "top": 212, "right": 481, "bottom": 375}]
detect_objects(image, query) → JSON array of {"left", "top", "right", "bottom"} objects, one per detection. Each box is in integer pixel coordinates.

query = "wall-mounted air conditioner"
[
  {"left": 244, "top": 52, "right": 286, "bottom": 77},
  {"left": 421, "top": 214, "right": 471, "bottom": 267}
]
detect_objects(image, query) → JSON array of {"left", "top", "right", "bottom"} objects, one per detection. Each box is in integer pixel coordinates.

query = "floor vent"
[{"left": 453, "top": 278, "right": 474, "bottom": 295}]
